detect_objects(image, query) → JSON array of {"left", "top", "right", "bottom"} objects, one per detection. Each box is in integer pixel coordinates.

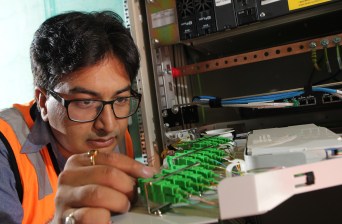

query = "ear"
[{"left": 35, "top": 87, "right": 49, "bottom": 122}]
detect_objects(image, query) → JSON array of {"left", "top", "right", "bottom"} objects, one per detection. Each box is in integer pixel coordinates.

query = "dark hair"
[{"left": 30, "top": 11, "right": 140, "bottom": 90}]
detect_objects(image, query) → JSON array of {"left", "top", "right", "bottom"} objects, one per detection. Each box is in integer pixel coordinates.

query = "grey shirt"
[{"left": 0, "top": 111, "right": 66, "bottom": 224}]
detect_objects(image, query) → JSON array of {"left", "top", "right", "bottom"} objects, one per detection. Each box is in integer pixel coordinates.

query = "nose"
[{"left": 93, "top": 104, "right": 118, "bottom": 133}]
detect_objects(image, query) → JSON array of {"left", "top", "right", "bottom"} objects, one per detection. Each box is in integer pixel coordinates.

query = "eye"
[
  {"left": 73, "top": 100, "right": 98, "bottom": 108},
  {"left": 115, "top": 97, "right": 130, "bottom": 105}
]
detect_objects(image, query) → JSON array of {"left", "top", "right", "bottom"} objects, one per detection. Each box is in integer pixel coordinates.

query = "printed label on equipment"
[
  {"left": 151, "top": 8, "right": 176, "bottom": 28},
  {"left": 288, "top": 0, "right": 331, "bottom": 11},
  {"left": 261, "top": 0, "right": 281, "bottom": 5},
  {"left": 215, "top": 0, "right": 232, "bottom": 7}
]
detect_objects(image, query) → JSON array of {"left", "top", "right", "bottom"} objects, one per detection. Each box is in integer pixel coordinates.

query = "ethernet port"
[
  {"left": 298, "top": 98, "right": 307, "bottom": 106},
  {"left": 322, "top": 94, "right": 332, "bottom": 104},
  {"left": 331, "top": 95, "right": 341, "bottom": 103},
  {"left": 307, "top": 97, "right": 316, "bottom": 105}
]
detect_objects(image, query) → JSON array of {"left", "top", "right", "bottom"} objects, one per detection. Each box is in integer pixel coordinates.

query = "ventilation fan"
[
  {"left": 194, "top": 0, "right": 213, "bottom": 12},
  {"left": 177, "top": 0, "right": 195, "bottom": 18}
]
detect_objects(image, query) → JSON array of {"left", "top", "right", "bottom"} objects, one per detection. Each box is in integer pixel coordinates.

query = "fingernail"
[
  {"left": 127, "top": 201, "right": 131, "bottom": 212},
  {"left": 141, "top": 166, "right": 155, "bottom": 178}
]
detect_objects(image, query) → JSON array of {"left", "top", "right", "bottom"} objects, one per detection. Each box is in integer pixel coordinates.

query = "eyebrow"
[{"left": 68, "top": 85, "right": 131, "bottom": 98}]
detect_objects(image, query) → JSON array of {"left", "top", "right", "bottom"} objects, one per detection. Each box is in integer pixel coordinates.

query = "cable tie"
[{"left": 208, "top": 97, "right": 222, "bottom": 108}]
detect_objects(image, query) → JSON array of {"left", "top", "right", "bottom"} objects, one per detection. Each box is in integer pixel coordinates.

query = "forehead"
[{"left": 57, "top": 55, "right": 131, "bottom": 93}]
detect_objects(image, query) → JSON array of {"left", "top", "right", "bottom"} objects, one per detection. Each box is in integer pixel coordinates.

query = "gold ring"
[
  {"left": 64, "top": 211, "right": 76, "bottom": 224},
  {"left": 87, "top": 149, "right": 98, "bottom": 166}
]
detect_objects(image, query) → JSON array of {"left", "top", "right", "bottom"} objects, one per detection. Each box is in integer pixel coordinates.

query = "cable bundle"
[{"left": 192, "top": 87, "right": 342, "bottom": 109}]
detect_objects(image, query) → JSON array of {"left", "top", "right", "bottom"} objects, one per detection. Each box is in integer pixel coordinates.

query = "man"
[{"left": 0, "top": 11, "right": 156, "bottom": 224}]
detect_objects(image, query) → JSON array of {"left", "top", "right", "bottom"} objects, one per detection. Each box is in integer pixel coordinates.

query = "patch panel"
[
  {"left": 307, "top": 96, "right": 316, "bottom": 105},
  {"left": 297, "top": 96, "right": 316, "bottom": 106},
  {"left": 240, "top": 90, "right": 342, "bottom": 119},
  {"left": 322, "top": 93, "right": 342, "bottom": 104},
  {"left": 284, "top": 93, "right": 342, "bottom": 107},
  {"left": 331, "top": 95, "right": 342, "bottom": 102},
  {"left": 138, "top": 136, "right": 234, "bottom": 214}
]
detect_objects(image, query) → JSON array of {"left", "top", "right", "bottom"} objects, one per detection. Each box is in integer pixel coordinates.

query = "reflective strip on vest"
[{"left": 0, "top": 108, "right": 53, "bottom": 199}]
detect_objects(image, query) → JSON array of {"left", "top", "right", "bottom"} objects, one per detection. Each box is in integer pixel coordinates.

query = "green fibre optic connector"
[
  {"left": 178, "top": 171, "right": 212, "bottom": 185},
  {"left": 150, "top": 181, "right": 190, "bottom": 204},
  {"left": 175, "top": 157, "right": 198, "bottom": 166},
  {"left": 200, "top": 162, "right": 219, "bottom": 170},
  {"left": 176, "top": 142, "right": 192, "bottom": 150},
  {"left": 164, "top": 194, "right": 186, "bottom": 204},
  {"left": 197, "top": 151, "right": 223, "bottom": 161},
  {"left": 191, "top": 155, "right": 222, "bottom": 166},
  {"left": 165, "top": 176, "right": 201, "bottom": 193},
  {"left": 149, "top": 181, "right": 171, "bottom": 200},
  {"left": 161, "top": 168, "right": 178, "bottom": 175},
  {"left": 189, "top": 166, "right": 217, "bottom": 179},
  {"left": 189, "top": 154, "right": 211, "bottom": 163},
  {"left": 205, "top": 150, "right": 225, "bottom": 158},
  {"left": 175, "top": 150, "right": 193, "bottom": 155},
  {"left": 206, "top": 147, "right": 227, "bottom": 156},
  {"left": 174, "top": 150, "right": 195, "bottom": 157},
  {"left": 292, "top": 99, "right": 299, "bottom": 107},
  {"left": 192, "top": 142, "right": 211, "bottom": 148},
  {"left": 166, "top": 156, "right": 176, "bottom": 169}
]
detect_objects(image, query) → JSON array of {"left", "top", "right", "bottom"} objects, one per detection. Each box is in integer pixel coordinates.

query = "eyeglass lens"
[{"left": 67, "top": 97, "right": 139, "bottom": 122}]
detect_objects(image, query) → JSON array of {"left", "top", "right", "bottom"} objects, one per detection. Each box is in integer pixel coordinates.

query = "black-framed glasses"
[{"left": 47, "top": 89, "right": 141, "bottom": 123}]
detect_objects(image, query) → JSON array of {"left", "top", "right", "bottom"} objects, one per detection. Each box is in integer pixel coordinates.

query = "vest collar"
[{"left": 21, "top": 108, "right": 66, "bottom": 171}]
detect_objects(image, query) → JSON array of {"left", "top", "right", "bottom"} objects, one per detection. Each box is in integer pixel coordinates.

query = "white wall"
[
  {"left": 0, "top": 0, "right": 125, "bottom": 109},
  {"left": 0, "top": 0, "right": 46, "bottom": 109}
]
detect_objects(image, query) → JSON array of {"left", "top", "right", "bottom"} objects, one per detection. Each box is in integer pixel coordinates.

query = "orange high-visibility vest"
[{"left": 0, "top": 101, "right": 134, "bottom": 224}]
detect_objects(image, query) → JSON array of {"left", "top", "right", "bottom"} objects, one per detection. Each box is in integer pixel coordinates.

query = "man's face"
[{"left": 39, "top": 55, "right": 131, "bottom": 158}]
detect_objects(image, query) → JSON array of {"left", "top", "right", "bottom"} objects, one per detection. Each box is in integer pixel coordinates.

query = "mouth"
[{"left": 87, "top": 137, "right": 116, "bottom": 149}]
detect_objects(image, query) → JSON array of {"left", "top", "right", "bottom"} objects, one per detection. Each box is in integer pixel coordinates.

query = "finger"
[
  {"left": 56, "top": 184, "right": 131, "bottom": 213},
  {"left": 64, "top": 207, "right": 111, "bottom": 224},
  {"left": 58, "top": 165, "right": 136, "bottom": 195},
  {"left": 66, "top": 152, "right": 157, "bottom": 178}
]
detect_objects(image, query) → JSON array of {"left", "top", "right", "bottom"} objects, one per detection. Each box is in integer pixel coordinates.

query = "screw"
[
  {"left": 320, "top": 39, "right": 329, "bottom": 47},
  {"left": 333, "top": 37, "right": 341, "bottom": 45},
  {"left": 171, "top": 105, "right": 179, "bottom": 114},
  {"left": 162, "top": 110, "right": 168, "bottom": 117},
  {"left": 309, "top": 42, "right": 317, "bottom": 48}
]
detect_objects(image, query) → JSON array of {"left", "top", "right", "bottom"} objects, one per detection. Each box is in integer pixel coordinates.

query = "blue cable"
[
  {"left": 193, "top": 87, "right": 339, "bottom": 106},
  {"left": 312, "top": 87, "right": 337, "bottom": 94},
  {"left": 222, "top": 91, "right": 303, "bottom": 104}
]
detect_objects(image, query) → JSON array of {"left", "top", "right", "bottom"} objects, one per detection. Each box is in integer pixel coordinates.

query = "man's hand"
[{"left": 52, "top": 151, "right": 156, "bottom": 224}]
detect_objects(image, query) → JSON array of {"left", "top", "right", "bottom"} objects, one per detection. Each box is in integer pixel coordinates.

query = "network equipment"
[
  {"left": 176, "top": 0, "right": 218, "bottom": 40},
  {"left": 244, "top": 123, "right": 342, "bottom": 170},
  {"left": 258, "top": 0, "right": 289, "bottom": 21},
  {"left": 130, "top": 125, "right": 342, "bottom": 223},
  {"left": 192, "top": 87, "right": 342, "bottom": 109},
  {"left": 213, "top": 0, "right": 237, "bottom": 31},
  {"left": 233, "top": 0, "right": 259, "bottom": 26},
  {"left": 138, "top": 135, "right": 234, "bottom": 215},
  {"left": 176, "top": 0, "right": 198, "bottom": 40},
  {"left": 176, "top": 0, "right": 340, "bottom": 40},
  {"left": 194, "top": 0, "right": 217, "bottom": 36},
  {"left": 218, "top": 156, "right": 342, "bottom": 221},
  {"left": 258, "top": 0, "right": 339, "bottom": 21}
]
